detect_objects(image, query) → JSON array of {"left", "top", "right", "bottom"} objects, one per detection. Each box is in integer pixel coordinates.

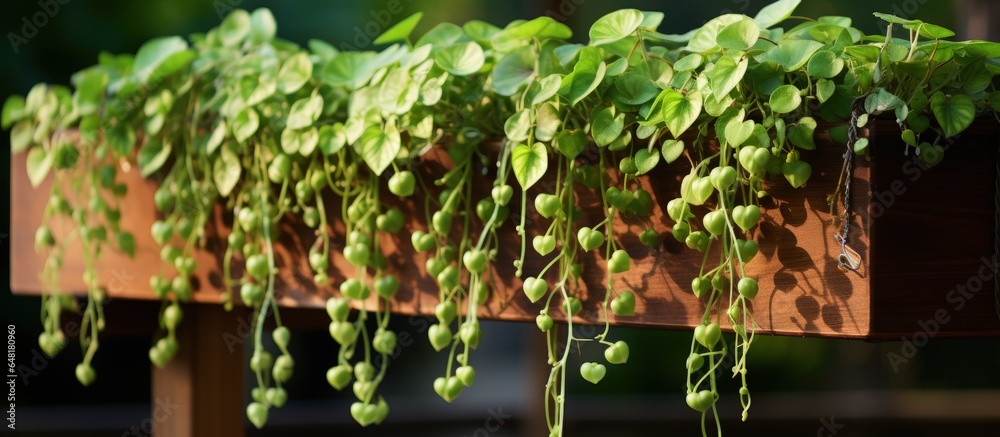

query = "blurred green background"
[{"left": 2, "top": 0, "right": 1000, "bottom": 436}]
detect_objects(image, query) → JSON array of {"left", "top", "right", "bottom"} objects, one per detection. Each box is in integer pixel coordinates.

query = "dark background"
[{"left": 2, "top": 1, "right": 1000, "bottom": 436}]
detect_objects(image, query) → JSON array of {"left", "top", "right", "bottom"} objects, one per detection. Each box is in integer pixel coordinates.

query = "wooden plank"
[
  {"left": 9, "top": 131, "right": 875, "bottom": 337},
  {"left": 869, "top": 119, "right": 1000, "bottom": 338},
  {"left": 15, "top": 123, "right": 997, "bottom": 338},
  {"left": 152, "top": 304, "right": 245, "bottom": 437}
]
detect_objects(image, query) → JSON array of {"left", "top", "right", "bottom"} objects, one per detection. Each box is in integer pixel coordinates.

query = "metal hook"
[{"left": 834, "top": 233, "right": 862, "bottom": 272}]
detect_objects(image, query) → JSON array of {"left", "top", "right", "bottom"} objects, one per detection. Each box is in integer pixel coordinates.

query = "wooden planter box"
[{"left": 9, "top": 120, "right": 1000, "bottom": 339}]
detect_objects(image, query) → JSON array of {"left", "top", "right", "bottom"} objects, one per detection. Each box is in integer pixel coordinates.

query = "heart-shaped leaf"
[
  {"left": 532, "top": 235, "right": 557, "bottom": 256},
  {"left": 611, "top": 291, "right": 635, "bottom": 316},
  {"left": 769, "top": 84, "right": 801, "bottom": 113},
  {"left": 356, "top": 123, "right": 401, "bottom": 176},
  {"left": 724, "top": 119, "right": 754, "bottom": 147},
  {"left": 659, "top": 89, "right": 702, "bottom": 138},
  {"left": 787, "top": 116, "right": 817, "bottom": 150},
  {"left": 504, "top": 109, "right": 532, "bottom": 142},
  {"left": 375, "top": 12, "right": 423, "bottom": 45},
  {"left": 930, "top": 91, "right": 975, "bottom": 138},
  {"left": 138, "top": 137, "right": 173, "bottom": 177},
  {"left": 806, "top": 50, "right": 844, "bottom": 78},
  {"left": 782, "top": 160, "right": 812, "bottom": 188},
  {"left": 732, "top": 205, "right": 761, "bottom": 232},
  {"left": 554, "top": 129, "right": 587, "bottom": 159},
  {"left": 511, "top": 142, "right": 548, "bottom": 190},
  {"left": 754, "top": 39, "right": 823, "bottom": 71},
  {"left": 277, "top": 52, "right": 313, "bottom": 95},
  {"left": 633, "top": 148, "right": 660, "bottom": 175},
  {"left": 580, "top": 362, "right": 607, "bottom": 384},
  {"left": 592, "top": 106, "right": 625, "bottom": 147},
  {"left": 435, "top": 41, "right": 485, "bottom": 76},
  {"left": 711, "top": 56, "right": 749, "bottom": 100},
  {"left": 754, "top": 0, "right": 801, "bottom": 29},
  {"left": 491, "top": 46, "right": 536, "bottom": 96},
  {"left": 589, "top": 9, "right": 644, "bottom": 46},
  {"left": 717, "top": 16, "right": 759, "bottom": 50},
  {"left": 25, "top": 147, "right": 53, "bottom": 188},
  {"left": 661, "top": 139, "right": 685, "bottom": 164},
  {"left": 604, "top": 341, "right": 630, "bottom": 364},
  {"left": 522, "top": 277, "right": 548, "bottom": 303}
]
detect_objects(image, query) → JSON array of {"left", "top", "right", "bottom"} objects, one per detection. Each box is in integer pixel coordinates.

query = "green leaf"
[
  {"left": 661, "top": 139, "right": 685, "bottom": 164},
  {"left": 378, "top": 69, "right": 419, "bottom": 115},
  {"left": 852, "top": 137, "right": 869, "bottom": 153},
  {"left": 769, "top": 84, "right": 801, "bottom": 113},
  {"left": 356, "top": 123, "right": 401, "bottom": 176},
  {"left": 930, "top": 91, "right": 975, "bottom": 138},
  {"left": 117, "top": 231, "right": 136, "bottom": 258},
  {"left": 205, "top": 119, "right": 228, "bottom": 155},
  {"left": 281, "top": 127, "right": 319, "bottom": 156},
  {"left": 816, "top": 78, "right": 835, "bottom": 103},
  {"left": 72, "top": 71, "right": 108, "bottom": 116},
  {"left": 107, "top": 124, "right": 137, "bottom": 155},
  {"left": 806, "top": 50, "right": 844, "bottom": 78},
  {"left": 435, "top": 41, "right": 486, "bottom": 76},
  {"left": 277, "top": 52, "right": 313, "bottom": 95},
  {"left": 717, "top": 16, "right": 759, "bottom": 50},
  {"left": 639, "top": 11, "right": 665, "bottom": 30},
  {"left": 2, "top": 95, "right": 25, "bottom": 129},
  {"left": 375, "top": 12, "right": 423, "bottom": 45},
  {"left": 511, "top": 142, "right": 548, "bottom": 190},
  {"left": 26, "top": 147, "right": 53, "bottom": 188},
  {"left": 318, "top": 123, "right": 347, "bottom": 156},
  {"left": 788, "top": 116, "right": 817, "bottom": 150},
  {"left": 248, "top": 8, "right": 277, "bottom": 44},
  {"left": 532, "top": 74, "right": 562, "bottom": 105},
  {"left": 754, "top": 40, "right": 824, "bottom": 71},
  {"left": 213, "top": 143, "right": 241, "bottom": 197},
  {"left": 287, "top": 94, "right": 324, "bottom": 130},
  {"left": 322, "top": 52, "right": 376, "bottom": 90},
  {"left": 232, "top": 107, "right": 259, "bottom": 143},
  {"left": 614, "top": 72, "right": 658, "bottom": 105},
  {"left": 711, "top": 56, "right": 748, "bottom": 99},
  {"left": 504, "top": 109, "right": 532, "bottom": 142},
  {"left": 10, "top": 120, "right": 33, "bottom": 153},
  {"left": 592, "top": 106, "right": 625, "bottom": 147},
  {"left": 872, "top": 12, "right": 917, "bottom": 26},
  {"left": 491, "top": 46, "right": 536, "bottom": 96},
  {"left": 686, "top": 14, "right": 743, "bottom": 53},
  {"left": 633, "top": 148, "right": 660, "bottom": 175},
  {"left": 416, "top": 22, "right": 467, "bottom": 48},
  {"left": 137, "top": 138, "right": 172, "bottom": 177},
  {"left": 534, "top": 102, "right": 561, "bottom": 142},
  {"left": 673, "top": 54, "right": 703, "bottom": 72},
  {"left": 754, "top": 0, "right": 802, "bottom": 29},
  {"left": 864, "top": 88, "right": 904, "bottom": 114},
  {"left": 589, "top": 9, "right": 644, "bottom": 46},
  {"left": 906, "top": 21, "right": 955, "bottom": 39},
  {"left": 464, "top": 20, "right": 501, "bottom": 45},
  {"left": 133, "top": 36, "right": 189, "bottom": 82},
  {"left": 554, "top": 129, "right": 587, "bottom": 159},
  {"left": 219, "top": 9, "right": 250, "bottom": 46},
  {"left": 492, "top": 17, "right": 572, "bottom": 52},
  {"left": 659, "top": 89, "right": 702, "bottom": 138},
  {"left": 559, "top": 60, "right": 606, "bottom": 106}
]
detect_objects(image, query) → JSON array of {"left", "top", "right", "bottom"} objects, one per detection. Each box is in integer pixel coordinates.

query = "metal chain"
[{"left": 837, "top": 98, "right": 865, "bottom": 272}]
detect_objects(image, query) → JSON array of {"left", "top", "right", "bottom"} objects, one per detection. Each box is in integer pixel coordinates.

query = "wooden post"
[{"left": 152, "top": 304, "right": 245, "bottom": 437}]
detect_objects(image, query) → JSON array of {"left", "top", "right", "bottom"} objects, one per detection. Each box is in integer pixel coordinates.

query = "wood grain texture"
[
  {"left": 8, "top": 123, "right": 997, "bottom": 338},
  {"left": 152, "top": 304, "right": 245, "bottom": 437}
]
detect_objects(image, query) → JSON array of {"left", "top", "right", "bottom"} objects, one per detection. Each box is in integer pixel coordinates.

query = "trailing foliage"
[{"left": 6, "top": 1, "right": 1000, "bottom": 435}]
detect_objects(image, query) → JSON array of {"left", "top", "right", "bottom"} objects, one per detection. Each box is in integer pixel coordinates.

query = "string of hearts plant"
[{"left": 6, "top": 0, "right": 999, "bottom": 435}]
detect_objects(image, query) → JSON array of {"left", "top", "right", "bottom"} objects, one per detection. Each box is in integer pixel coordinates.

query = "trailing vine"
[{"left": 6, "top": 1, "right": 1000, "bottom": 435}]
